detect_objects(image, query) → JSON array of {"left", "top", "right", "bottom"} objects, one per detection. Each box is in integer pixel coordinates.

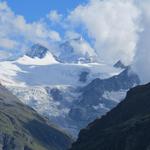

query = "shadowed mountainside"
[
  {"left": 70, "top": 83, "right": 150, "bottom": 150},
  {"left": 0, "top": 85, "right": 72, "bottom": 150}
]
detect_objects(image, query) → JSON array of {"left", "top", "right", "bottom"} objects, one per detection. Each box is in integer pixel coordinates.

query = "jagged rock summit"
[{"left": 58, "top": 37, "right": 97, "bottom": 63}]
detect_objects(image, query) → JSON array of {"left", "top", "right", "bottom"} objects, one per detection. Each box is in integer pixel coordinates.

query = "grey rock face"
[
  {"left": 26, "top": 44, "right": 49, "bottom": 59},
  {"left": 50, "top": 88, "right": 63, "bottom": 101},
  {"left": 79, "top": 71, "right": 89, "bottom": 83},
  {"left": 113, "top": 60, "right": 127, "bottom": 69}
]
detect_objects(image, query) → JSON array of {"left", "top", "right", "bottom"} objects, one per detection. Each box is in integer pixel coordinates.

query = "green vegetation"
[{"left": 0, "top": 86, "right": 72, "bottom": 150}]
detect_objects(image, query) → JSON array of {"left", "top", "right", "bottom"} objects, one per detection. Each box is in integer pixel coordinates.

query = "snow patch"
[
  {"left": 103, "top": 90, "right": 127, "bottom": 102},
  {"left": 0, "top": 58, "right": 122, "bottom": 87},
  {"left": 17, "top": 52, "right": 58, "bottom": 65}
]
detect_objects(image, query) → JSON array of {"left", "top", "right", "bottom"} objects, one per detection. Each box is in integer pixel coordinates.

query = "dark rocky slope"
[
  {"left": 26, "top": 44, "right": 49, "bottom": 59},
  {"left": 0, "top": 85, "right": 72, "bottom": 150},
  {"left": 70, "top": 83, "right": 150, "bottom": 150}
]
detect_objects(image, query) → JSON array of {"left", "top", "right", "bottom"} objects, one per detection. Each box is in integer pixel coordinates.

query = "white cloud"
[
  {"left": 64, "top": 31, "right": 82, "bottom": 40},
  {"left": 132, "top": 0, "right": 150, "bottom": 84},
  {"left": 68, "top": 0, "right": 141, "bottom": 65},
  {"left": 47, "top": 10, "right": 62, "bottom": 23},
  {"left": 0, "top": 2, "right": 61, "bottom": 58},
  {"left": 0, "top": 38, "right": 18, "bottom": 49},
  {"left": 139, "top": 0, "right": 150, "bottom": 21},
  {"left": 0, "top": 50, "right": 12, "bottom": 60}
]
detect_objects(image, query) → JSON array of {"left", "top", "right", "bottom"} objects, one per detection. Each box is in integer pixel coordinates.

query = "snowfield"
[{"left": 0, "top": 53, "right": 122, "bottom": 87}]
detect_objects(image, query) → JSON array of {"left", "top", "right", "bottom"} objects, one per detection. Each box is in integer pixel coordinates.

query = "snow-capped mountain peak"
[
  {"left": 58, "top": 37, "right": 97, "bottom": 63},
  {"left": 25, "top": 39, "right": 97, "bottom": 64},
  {"left": 26, "top": 44, "right": 49, "bottom": 59},
  {"left": 22, "top": 43, "right": 58, "bottom": 65},
  {"left": 113, "top": 60, "right": 127, "bottom": 69},
  {"left": 17, "top": 52, "right": 58, "bottom": 65}
]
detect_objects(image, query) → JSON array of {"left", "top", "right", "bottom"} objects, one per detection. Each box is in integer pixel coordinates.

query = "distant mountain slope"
[
  {"left": 0, "top": 85, "right": 72, "bottom": 150},
  {"left": 70, "top": 83, "right": 150, "bottom": 150}
]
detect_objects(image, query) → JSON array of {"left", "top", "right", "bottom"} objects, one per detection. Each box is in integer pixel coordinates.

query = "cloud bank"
[
  {"left": 68, "top": 0, "right": 140, "bottom": 65},
  {"left": 68, "top": 0, "right": 150, "bottom": 84},
  {"left": 132, "top": 0, "right": 150, "bottom": 84}
]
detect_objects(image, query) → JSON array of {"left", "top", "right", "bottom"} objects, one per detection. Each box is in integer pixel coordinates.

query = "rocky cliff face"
[
  {"left": 26, "top": 44, "right": 49, "bottom": 59},
  {"left": 0, "top": 85, "right": 72, "bottom": 150},
  {"left": 70, "top": 82, "right": 150, "bottom": 150}
]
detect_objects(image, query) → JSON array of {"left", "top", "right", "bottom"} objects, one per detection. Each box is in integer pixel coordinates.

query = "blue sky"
[{"left": 5, "top": 0, "right": 88, "bottom": 22}]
